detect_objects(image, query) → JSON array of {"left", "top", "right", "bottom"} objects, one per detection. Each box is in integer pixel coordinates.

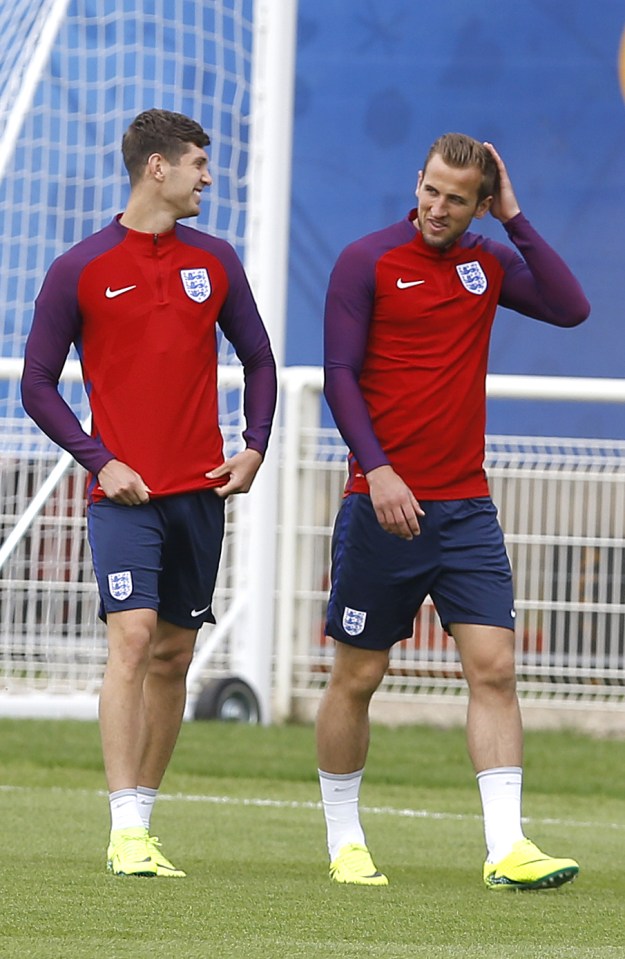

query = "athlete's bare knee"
[
  {"left": 455, "top": 625, "right": 517, "bottom": 701},
  {"left": 329, "top": 643, "right": 389, "bottom": 700},
  {"left": 149, "top": 623, "right": 196, "bottom": 681},
  {"left": 149, "top": 642, "right": 194, "bottom": 681},
  {"left": 468, "top": 651, "right": 517, "bottom": 700},
  {"left": 106, "top": 608, "right": 161, "bottom": 673}
]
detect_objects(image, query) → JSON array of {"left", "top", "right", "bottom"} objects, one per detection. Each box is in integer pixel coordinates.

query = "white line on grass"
[{"left": 1, "top": 784, "right": 623, "bottom": 832}]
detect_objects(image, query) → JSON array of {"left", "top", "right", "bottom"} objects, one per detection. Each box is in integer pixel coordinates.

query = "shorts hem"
[
  {"left": 326, "top": 627, "right": 412, "bottom": 652},
  {"left": 99, "top": 601, "right": 159, "bottom": 624},
  {"left": 442, "top": 616, "right": 515, "bottom": 635},
  {"left": 159, "top": 608, "right": 216, "bottom": 630}
]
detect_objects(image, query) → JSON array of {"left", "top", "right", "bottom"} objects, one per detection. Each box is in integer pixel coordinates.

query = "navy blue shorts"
[
  {"left": 87, "top": 490, "right": 225, "bottom": 629},
  {"left": 325, "top": 494, "right": 515, "bottom": 650}
]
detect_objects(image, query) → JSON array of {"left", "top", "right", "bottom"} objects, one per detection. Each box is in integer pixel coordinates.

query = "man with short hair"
[
  {"left": 22, "top": 108, "right": 277, "bottom": 877},
  {"left": 317, "top": 133, "right": 589, "bottom": 889}
]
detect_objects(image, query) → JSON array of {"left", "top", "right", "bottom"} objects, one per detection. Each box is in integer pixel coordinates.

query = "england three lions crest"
[
  {"left": 456, "top": 260, "right": 487, "bottom": 295},
  {"left": 342, "top": 606, "right": 367, "bottom": 637},
  {"left": 108, "top": 570, "right": 133, "bottom": 601},
  {"left": 181, "top": 268, "right": 211, "bottom": 303}
]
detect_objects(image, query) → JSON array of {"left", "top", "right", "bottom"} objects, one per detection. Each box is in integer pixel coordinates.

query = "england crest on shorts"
[
  {"left": 180, "top": 268, "right": 211, "bottom": 303},
  {"left": 342, "top": 606, "right": 367, "bottom": 636},
  {"left": 108, "top": 570, "right": 133, "bottom": 601},
  {"left": 456, "top": 260, "right": 487, "bottom": 295}
]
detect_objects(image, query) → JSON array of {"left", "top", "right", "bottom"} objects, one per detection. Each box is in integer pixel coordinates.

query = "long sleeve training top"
[
  {"left": 22, "top": 216, "right": 277, "bottom": 502},
  {"left": 324, "top": 211, "right": 590, "bottom": 500}
]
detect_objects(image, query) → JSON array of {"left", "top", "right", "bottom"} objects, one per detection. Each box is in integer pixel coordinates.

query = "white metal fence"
[{"left": 1, "top": 365, "right": 625, "bottom": 730}]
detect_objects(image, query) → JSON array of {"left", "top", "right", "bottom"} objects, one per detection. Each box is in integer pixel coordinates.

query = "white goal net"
[{"left": 0, "top": 0, "right": 259, "bottom": 711}]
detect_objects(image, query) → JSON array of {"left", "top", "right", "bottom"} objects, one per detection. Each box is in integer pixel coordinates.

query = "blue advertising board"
[{"left": 288, "top": 1, "right": 625, "bottom": 438}]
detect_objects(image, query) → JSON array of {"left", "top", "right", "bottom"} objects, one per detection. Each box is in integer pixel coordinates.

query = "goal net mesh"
[{"left": 0, "top": 0, "right": 254, "bottom": 704}]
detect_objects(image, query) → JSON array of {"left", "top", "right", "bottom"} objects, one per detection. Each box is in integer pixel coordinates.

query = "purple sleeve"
[
  {"left": 20, "top": 255, "right": 115, "bottom": 475},
  {"left": 323, "top": 241, "right": 390, "bottom": 474},
  {"left": 497, "top": 213, "right": 590, "bottom": 325},
  {"left": 217, "top": 247, "right": 277, "bottom": 455}
]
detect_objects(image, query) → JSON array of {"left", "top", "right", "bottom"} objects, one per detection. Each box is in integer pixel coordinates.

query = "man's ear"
[
  {"left": 147, "top": 152, "right": 166, "bottom": 182},
  {"left": 474, "top": 195, "right": 493, "bottom": 220}
]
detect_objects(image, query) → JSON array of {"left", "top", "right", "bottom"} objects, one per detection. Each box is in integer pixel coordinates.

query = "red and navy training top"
[
  {"left": 324, "top": 211, "right": 590, "bottom": 501},
  {"left": 21, "top": 216, "right": 277, "bottom": 503}
]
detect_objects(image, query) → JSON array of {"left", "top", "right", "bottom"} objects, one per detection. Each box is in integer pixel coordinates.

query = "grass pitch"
[{"left": 1, "top": 718, "right": 625, "bottom": 958}]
